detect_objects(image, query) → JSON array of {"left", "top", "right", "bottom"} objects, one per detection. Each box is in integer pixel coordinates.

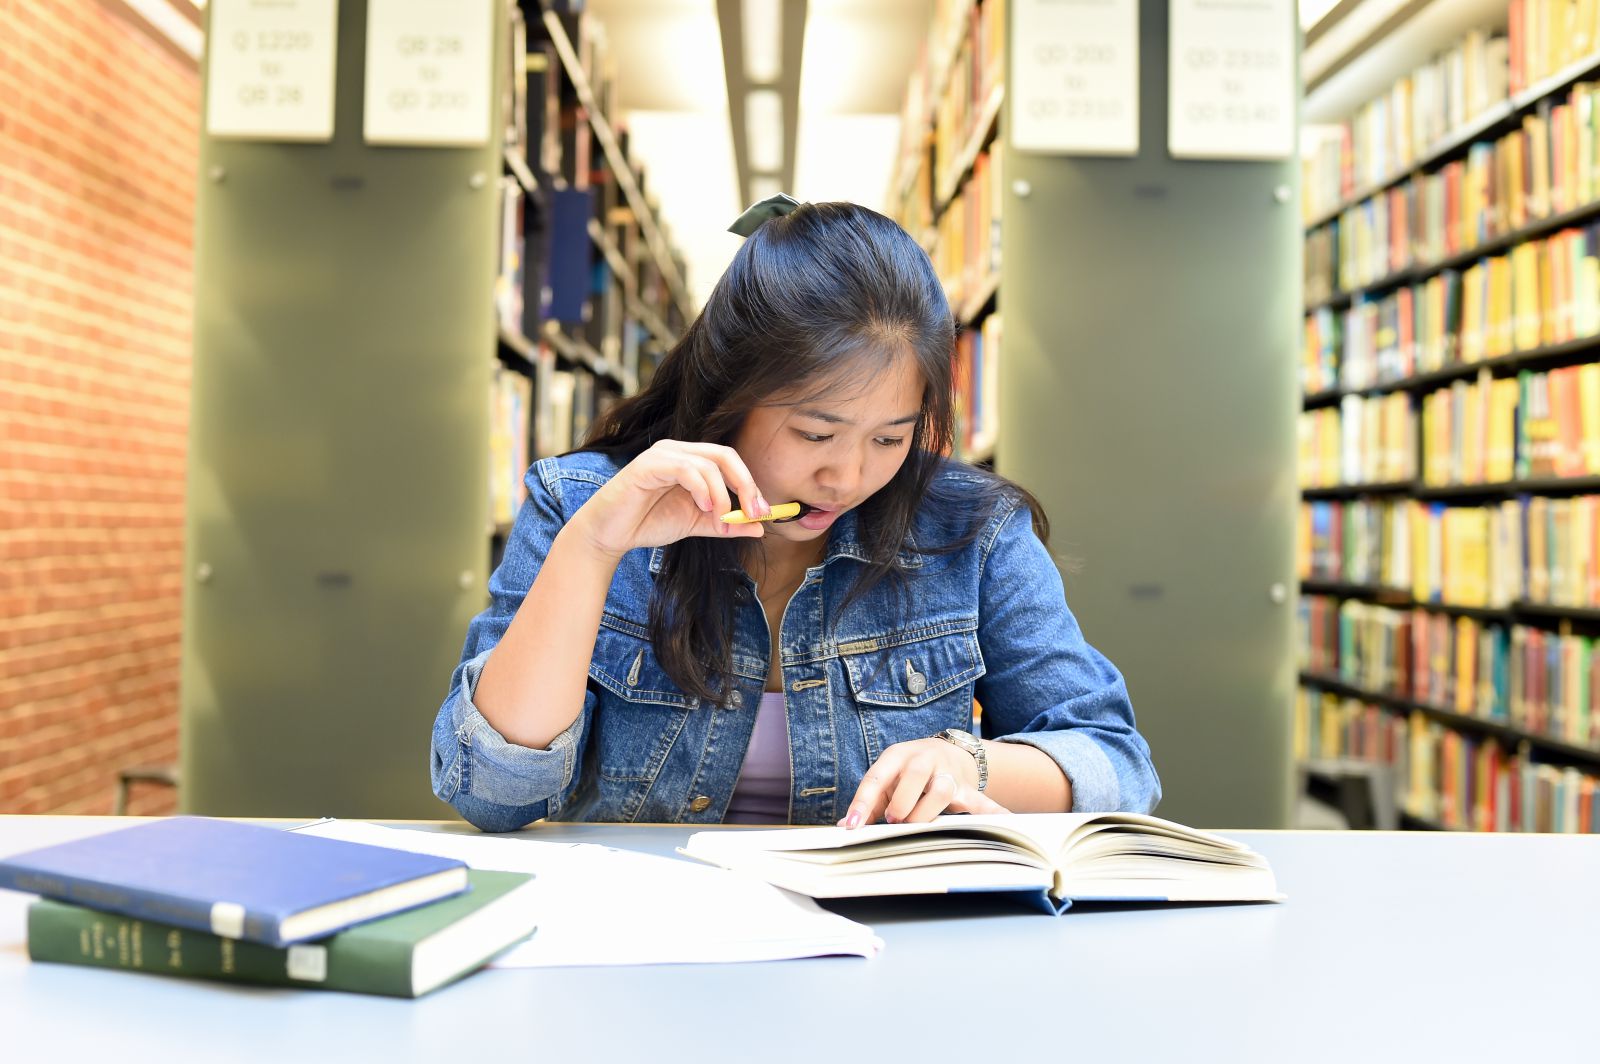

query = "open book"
[{"left": 680, "top": 812, "right": 1283, "bottom": 915}]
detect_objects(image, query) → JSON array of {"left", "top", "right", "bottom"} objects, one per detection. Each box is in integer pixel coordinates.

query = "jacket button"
[
  {"left": 728, "top": 690, "right": 743, "bottom": 708},
  {"left": 689, "top": 795, "right": 712, "bottom": 813},
  {"left": 904, "top": 659, "right": 928, "bottom": 695}
]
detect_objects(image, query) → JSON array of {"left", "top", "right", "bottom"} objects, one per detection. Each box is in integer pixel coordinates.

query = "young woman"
[{"left": 430, "top": 198, "right": 1159, "bottom": 832}]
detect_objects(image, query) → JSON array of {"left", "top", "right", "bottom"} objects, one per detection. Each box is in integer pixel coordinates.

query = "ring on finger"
[{"left": 930, "top": 771, "right": 955, "bottom": 790}]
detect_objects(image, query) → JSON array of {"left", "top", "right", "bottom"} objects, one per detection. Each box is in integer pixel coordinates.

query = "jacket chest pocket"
[
  {"left": 840, "top": 625, "right": 986, "bottom": 759},
  {"left": 588, "top": 618, "right": 696, "bottom": 783}
]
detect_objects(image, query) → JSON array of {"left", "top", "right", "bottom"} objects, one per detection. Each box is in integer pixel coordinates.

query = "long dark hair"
[{"left": 577, "top": 201, "right": 1045, "bottom": 703}]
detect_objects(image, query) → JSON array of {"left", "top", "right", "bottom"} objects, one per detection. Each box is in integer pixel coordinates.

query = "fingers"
[
  {"left": 947, "top": 788, "right": 1011, "bottom": 816},
  {"left": 681, "top": 454, "right": 733, "bottom": 520},
  {"left": 903, "top": 771, "right": 958, "bottom": 824},
  {"left": 636, "top": 444, "right": 759, "bottom": 539},
  {"left": 884, "top": 762, "right": 935, "bottom": 824},
  {"left": 673, "top": 457, "right": 719, "bottom": 516},
  {"left": 840, "top": 757, "right": 897, "bottom": 829},
  {"left": 841, "top": 738, "right": 1009, "bottom": 828},
  {"left": 671, "top": 441, "right": 769, "bottom": 519},
  {"left": 840, "top": 744, "right": 959, "bottom": 828}
]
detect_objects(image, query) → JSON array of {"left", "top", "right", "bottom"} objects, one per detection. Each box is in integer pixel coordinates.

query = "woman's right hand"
[{"left": 568, "top": 440, "right": 771, "bottom": 559}]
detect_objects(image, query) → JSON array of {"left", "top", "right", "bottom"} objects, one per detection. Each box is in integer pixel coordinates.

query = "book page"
[
  {"left": 682, "top": 814, "right": 1075, "bottom": 862},
  {"left": 681, "top": 813, "right": 1280, "bottom": 905},
  {"left": 291, "top": 821, "right": 882, "bottom": 966}
]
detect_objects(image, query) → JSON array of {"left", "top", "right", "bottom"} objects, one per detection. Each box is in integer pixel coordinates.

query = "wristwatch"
[{"left": 936, "top": 728, "right": 989, "bottom": 791}]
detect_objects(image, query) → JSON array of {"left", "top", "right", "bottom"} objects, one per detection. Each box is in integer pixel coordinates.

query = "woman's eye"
[
  {"left": 798, "top": 431, "right": 833, "bottom": 443},
  {"left": 875, "top": 437, "right": 907, "bottom": 448}
]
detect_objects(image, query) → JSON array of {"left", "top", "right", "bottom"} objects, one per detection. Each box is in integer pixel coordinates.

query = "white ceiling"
[{"left": 585, "top": 0, "right": 934, "bottom": 305}]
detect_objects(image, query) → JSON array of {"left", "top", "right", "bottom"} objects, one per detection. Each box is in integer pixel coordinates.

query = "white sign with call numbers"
[
  {"left": 1168, "top": 0, "right": 1296, "bottom": 159},
  {"left": 205, "top": 0, "right": 339, "bottom": 141},
  {"left": 1011, "top": 0, "right": 1140, "bottom": 156},
  {"left": 364, "top": 0, "right": 495, "bottom": 147}
]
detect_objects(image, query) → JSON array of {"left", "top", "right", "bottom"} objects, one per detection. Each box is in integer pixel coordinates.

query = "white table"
[{"left": 1, "top": 816, "right": 1595, "bottom": 1063}]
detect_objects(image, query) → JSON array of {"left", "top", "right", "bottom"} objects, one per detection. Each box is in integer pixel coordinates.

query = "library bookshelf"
[
  {"left": 1299, "top": 0, "right": 1600, "bottom": 832},
  {"left": 183, "top": 0, "right": 690, "bottom": 817}
]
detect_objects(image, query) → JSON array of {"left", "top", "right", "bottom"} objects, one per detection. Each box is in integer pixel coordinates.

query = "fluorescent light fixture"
[
  {"left": 1298, "top": 0, "right": 1339, "bottom": 27},
  {"left": 749, "top": 174, "right": 784, "bottom": 204},
  {"left": 743, "top": 0, "right": 782, "bottom": 83},
  {"left": 121, "top": 0, "right": 204, "bottom": 58},
  {"left": 746, "top": 88, "right": 783, "bottom": 173}
]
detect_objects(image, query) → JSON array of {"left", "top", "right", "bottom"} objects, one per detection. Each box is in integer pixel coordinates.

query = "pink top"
[{"left": 724, "top": 691, "right": 792, "bottom": 823}]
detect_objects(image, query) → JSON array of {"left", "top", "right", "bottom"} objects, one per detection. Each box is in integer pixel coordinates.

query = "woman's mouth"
[
  {"left": 765, "top": 501, "right": 843, "bottom": 530},
  {"left": 771, "top": 503, "right": 817, "bottom": 523},
  {"left": 794, "top": 504, "right": 840, "bottom": 531}
]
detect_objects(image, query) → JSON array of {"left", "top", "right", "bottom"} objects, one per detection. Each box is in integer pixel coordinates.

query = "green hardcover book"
[{"left": 26, "top": 869, "right": 537, "bottom": 998}]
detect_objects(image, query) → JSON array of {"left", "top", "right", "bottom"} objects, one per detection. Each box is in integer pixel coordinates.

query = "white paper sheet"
[{"left": 292, "top": 821, "right": 882, "bottom": 967}]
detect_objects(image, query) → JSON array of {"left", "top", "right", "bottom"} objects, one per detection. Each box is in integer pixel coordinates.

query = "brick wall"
[{"left": 0, "top": 1, "right": 198, "bottom": 814}]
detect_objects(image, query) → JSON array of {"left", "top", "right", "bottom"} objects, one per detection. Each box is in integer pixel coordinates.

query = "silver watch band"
[{"left": 938, "top": 729, "right": 988, "bottom": 791}]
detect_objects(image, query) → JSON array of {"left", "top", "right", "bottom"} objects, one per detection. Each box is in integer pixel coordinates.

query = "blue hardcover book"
[{"left": 0, "top": 817, "right": 469, "bottom": 947}]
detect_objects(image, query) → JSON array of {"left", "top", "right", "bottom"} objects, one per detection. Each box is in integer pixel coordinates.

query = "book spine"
[
  {"left": 0, "top": 865, "right": 288, "bottom": 943},
  {"left": 26, "top": 900, "right": 414, "bottom": 998}
]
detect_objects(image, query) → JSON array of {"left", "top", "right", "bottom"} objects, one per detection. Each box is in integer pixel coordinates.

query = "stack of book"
[{"left": 0, "top": 817, "right": 539, "bottom": 998}]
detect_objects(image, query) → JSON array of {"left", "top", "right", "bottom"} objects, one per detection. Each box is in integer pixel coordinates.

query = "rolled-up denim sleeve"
[
  {"left": 429, "top": 460, "right": 593, "bottom": 831},
  {"left": 974, "top": 504, "right": 1161, "bottom": 814}
]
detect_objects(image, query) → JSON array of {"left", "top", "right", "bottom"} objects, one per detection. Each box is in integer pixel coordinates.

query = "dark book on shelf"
[{"left": 549, "top": 186, "right": 596, "bottom": 324}]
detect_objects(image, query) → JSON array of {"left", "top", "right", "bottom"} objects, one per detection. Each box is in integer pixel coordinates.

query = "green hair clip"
[{"left": 727, "top": 193, "right": 802, "bottom": 237}]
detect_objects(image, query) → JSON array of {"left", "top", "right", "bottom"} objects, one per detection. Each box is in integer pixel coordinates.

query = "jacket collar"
[{"left": 646, "top": 508, "right": 923, "bottom": 575}]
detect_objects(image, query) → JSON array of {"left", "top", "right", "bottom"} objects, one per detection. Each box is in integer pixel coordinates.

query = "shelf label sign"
[
  {"left": 205, "top": 0, "right": 339, "bottom": 141},
  {"left": 364, "top": 0, "right": 495, "bottom": 147},
  {"left": 1011, "top": 0, "right": 1140, "bottom": 156},
  {"left": 1168, "top": 0, "right": 1296, "bottom": 159}
]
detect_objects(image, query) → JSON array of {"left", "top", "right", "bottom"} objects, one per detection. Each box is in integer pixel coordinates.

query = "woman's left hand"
[{"left": 839, "top": 737, "right": 1011, "bottom": 827}]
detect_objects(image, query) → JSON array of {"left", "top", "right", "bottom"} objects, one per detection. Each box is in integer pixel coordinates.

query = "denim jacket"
[{"left": 431, "top": 451, "right": 1160, "bottom": 830}]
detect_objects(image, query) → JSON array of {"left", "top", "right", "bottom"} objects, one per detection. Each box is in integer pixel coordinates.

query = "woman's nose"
[{"left": 817, "top": 455, "right": 864, "bottom": 500}]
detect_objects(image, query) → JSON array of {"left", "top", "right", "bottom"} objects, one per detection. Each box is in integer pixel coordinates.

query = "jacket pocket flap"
[
  {"left": 841, "top": 626, "right": 985, "bottom": 707},
  {"left": 589, "top": 617, "right": 699, "bottom": 708}
]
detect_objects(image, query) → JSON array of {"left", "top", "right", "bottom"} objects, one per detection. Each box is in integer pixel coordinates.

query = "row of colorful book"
[
  {"left": 953, "top": 313, "right": 1001, "bottom": 460},
  {"left": 887, "top": 0, "right": 1001, "bottom": 236},
  {"left": 1303, "top": 223, "right": 1600, "bottom": 395},
  {"left": 1300, "top": 594, "right": 1600, "bottom": 747},
  {"left": 931, "top": 0, "right": 1003, "bottom": 207},
  {"left": 1296, "top": 684, "right": 1600, "bottom": 832},
  {"left": 1301, "top": 493, "right": 1600, "bottom": 609},
  {"left": 489, "top": 367, "right": 533, "bottom": 530},
  {"left": 1300, "top": 364, "right": 1600, "bottom": 487},
  {"left": 0, "top": 817, "right": 539, "bottom": 997},
  {"left": 1303, "top": 6, "right": 1600, "bottom": 232},
  {"left": 931, "top": 144, "right": 1002, "bottom": 315},
  {"left": 1419, "top": 365, "right": 1600, "bottom": 484},
  {"left": 1299, "top": 395, "right": 1416, "bottom": 487},
  {"left": 1301, "top": 27, "right": 1511, "bottom": 222},
  {"left": 1298, "top": 497, "right": 1412, "bottom": 588},
  {"left": 1317, "top": 84, "right": 1600, "bottom": 294}
]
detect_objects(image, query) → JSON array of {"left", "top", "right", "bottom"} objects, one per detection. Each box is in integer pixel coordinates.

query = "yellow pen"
[{"left": 720, "top": 502, "right": 802, "bottom": 524}]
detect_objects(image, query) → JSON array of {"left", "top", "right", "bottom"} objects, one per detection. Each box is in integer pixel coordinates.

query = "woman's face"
[{"left": 730, "top": 354, "right": 925, "bottom": 546}]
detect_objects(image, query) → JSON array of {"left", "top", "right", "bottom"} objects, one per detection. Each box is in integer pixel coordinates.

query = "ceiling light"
[
  {"left": 749, "top": 174, "right": 784, "bottom": 204},
  {"left": 743, "top": 0, "right": 781, "bottom": 83},
  {"left": 746, "top": 88, "right": 783, "bottom": 173}
]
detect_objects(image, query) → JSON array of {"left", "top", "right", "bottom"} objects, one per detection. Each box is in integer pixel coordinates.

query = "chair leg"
[{"left": 113, "top": 765, "right": 180, "bottom": 815}]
